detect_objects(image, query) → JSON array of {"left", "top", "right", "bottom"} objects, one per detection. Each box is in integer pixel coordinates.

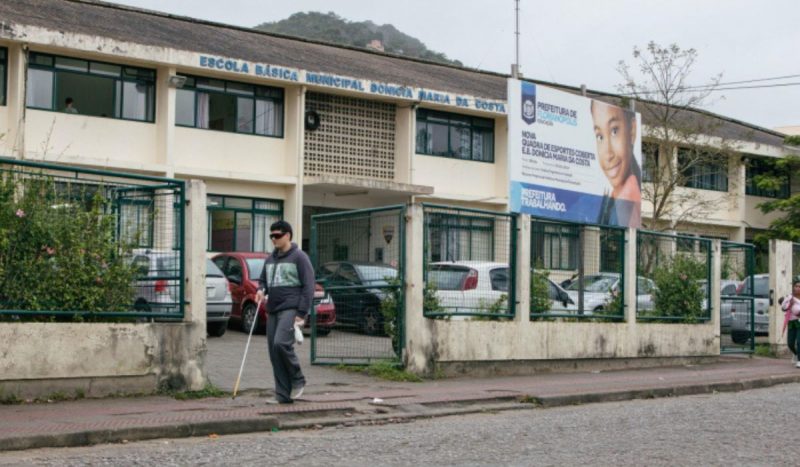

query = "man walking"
[{"left": 256, "top": 220, "right": 314, "bottom": 404}]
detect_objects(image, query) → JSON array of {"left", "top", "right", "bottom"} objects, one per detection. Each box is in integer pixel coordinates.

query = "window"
[
  {"left": 599, "top": 227, "right": 624, "bottom": 273},
  {"left": 745, "top": 156, "right": 790, "bottom": 199},
  {"left": 176, "top": 75, "right": 284, "bottom": 137},
  {"left": 416, "top": 109, "right": 494, "bottom": 162},
  {"left": 641, "top": 142, "right": 659, "bottom": 183},
  {"left": 0, "top": 47, "right": 7, "bottom": 106},
  {"left": 25, "top": 52, "right": 155, "bottom": 122},
  {"left": 489, "top": 268, "right": 509, "bottom": 291},
  {"left": 427, "top": 213, "right": 494, "bottom": 262},
  {"left": 531, "top": 221, "right": 578, "bottom": 270},
  {"left": 207, "top": 195, "right": 282, "bottom": 252},
  {"left": 678, "top": 148, "right": 728, "bottom": 192}
]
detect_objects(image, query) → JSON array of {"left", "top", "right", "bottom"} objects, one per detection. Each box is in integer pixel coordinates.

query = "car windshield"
[
  {"left": 155, "top": 255, "right": 179, "bottom": 275},
  {"left": 206, "top": 259, "right": 224, "bottom": 278},
  {"left": 428, "top": 267, "right": 469, "bottom": 291},
  {"left": 246, "top": 258, "right": 266, "bottom": 281},
  {"left": 355, "top": 265, "right": 397, "bottom": 285},
  {"left": 566, "top": 275, "right": 618, "bottom": 293}
]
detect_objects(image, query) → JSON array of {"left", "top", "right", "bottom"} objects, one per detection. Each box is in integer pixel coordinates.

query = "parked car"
[
  {"left": 730, "top": 274, "right": 770, "bottom": 344},
  {"left": 131, "top": 249, "right": 232, "bottom": 337},
  {"left": 428, "top": 261, "right": 577, "bottom": 315},
  {"left": 316, "top": 261, "right": 398, "bottom": 335},
  {"left": 698, "top": 279, "right": 741, "bottom": 332},
  {"left": 563, "top": 273, "right": 656, "bottom": 313},
  {"left": 212, "top": 252, "right": 336, "bottom": 335}
]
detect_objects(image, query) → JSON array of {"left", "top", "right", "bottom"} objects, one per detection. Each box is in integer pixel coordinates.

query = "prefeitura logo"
[{"left": 521, "top": 82, "right": 536, "bottom": 125}]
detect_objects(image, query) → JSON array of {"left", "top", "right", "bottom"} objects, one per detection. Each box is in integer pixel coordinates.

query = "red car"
[{"left": 211, "top": 252, "right": 335, "bottom": 335}]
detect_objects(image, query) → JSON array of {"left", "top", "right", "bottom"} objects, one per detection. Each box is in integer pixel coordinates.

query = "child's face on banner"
[{"left": 592, "top": 101, "right": 636, "bottom": 190}]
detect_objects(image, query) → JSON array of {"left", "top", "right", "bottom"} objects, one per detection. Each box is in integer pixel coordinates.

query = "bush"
[
  {"left": 0, "top": 173, "right": 138, "bottom": 319},
  {"left": 651, "top": 254, "right": 706, "bottom": 322}
]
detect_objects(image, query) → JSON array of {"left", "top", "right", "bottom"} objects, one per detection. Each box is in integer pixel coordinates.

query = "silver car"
[
  {"left": 564, "top": 273, "right": 656, "bottom": 314},
  {"left": 698, "top": 279, "right": 741, "bottom": 332},
  {"left": 131, "top": 250, "right": 232, "bottom": 337}
]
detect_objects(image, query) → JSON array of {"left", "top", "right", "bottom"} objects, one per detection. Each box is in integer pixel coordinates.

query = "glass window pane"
[
  {"left": 227, "top": 82, "right": 254, "bottom": 95},
  {"left": 124, "top": 67, "right": 154, "bottom": 80},
  {"left": 55, "top": 57, "right": 88, "bottom": 72},
  {"left": 0, "top": 64, "right": 5, "bottom": 105},
  {"left": 26, "top": 68, "right": 53, "bottom": 109},
  {"left": 224, "top": 197, "right": 251, "bottom": 209},
  {"left": 237, "top": 97, "right": 254, "bottom": 133},
  {"left": 30, "top": 53, "right": 54, "bottom": 67},
  {"left": 196, "top": 78, "right": 225, "bottom": 92},
  {"left": 90, "top": 62, "right": 121, "bottom": 77},
  {"left": 0, "top": 49, "right": 6, "bottom": 59},
  {"left": 207, "top": 195, "right": 223, "bottom": 207},
  {"left": 176, "top": 89, "right": 195, "bottom": 126},
  {"left": 207, "top": 92, "right": 236, "bottom": 131},
  {"left": 55, "top": 72, "right": 115, "bottom": 117},
  {"left": 255, "top": 99, "right": 282, "bottom": 136},
  {"left": 450, "top": 126, "right": 470, "bottom": 159},
  {"left": 114, "top": 80, "right": 121, "bottom": 118},
  {"left": 429, "top": 122, "right": 449, "bottom": 156},
  {"left": 416, "top": 123, "right": 431, "bottom": 154},
  {"left": 254, "top": 213, "right": 278, "bottom": 253},
  {"left": 121, "top": 81, "right": 152, "bottom": 121},
  {"left": 254, "top": 200, "right": 281, "bottom": 211},
  {"left": 235, "top": 212, "right": 253, "bottom": 251},
  {"left": 473, "top": 129, "right": 493, "bottom": 162},
  {"left": 210, "top": 210, "right": 234, "bottom": 251}
]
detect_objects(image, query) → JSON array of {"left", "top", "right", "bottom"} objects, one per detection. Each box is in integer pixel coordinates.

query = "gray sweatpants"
[{"left": 266, "top": 309, "right": 305, "bottom": 402}]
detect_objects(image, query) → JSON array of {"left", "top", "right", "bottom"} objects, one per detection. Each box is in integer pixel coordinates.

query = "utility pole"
[{"left": 511, "top": 0, "right": 521, "bottom": 78}]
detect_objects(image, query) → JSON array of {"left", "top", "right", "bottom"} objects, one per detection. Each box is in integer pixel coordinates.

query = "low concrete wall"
[{"left": 0, "top": 322, "right": 206, "bottom": 399}]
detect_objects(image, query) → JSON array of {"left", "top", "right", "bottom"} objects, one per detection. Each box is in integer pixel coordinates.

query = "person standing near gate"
[
  {"left": 255, "top": 220, "right": 314, "bottom": 404},
  {"left": 781, "top": 279, "right": 800, "bottom": 367}
]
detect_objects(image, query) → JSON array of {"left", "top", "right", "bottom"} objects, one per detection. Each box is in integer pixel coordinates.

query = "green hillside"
[{"left": 255, "top": 12, "right": 463, "bottom": 66}]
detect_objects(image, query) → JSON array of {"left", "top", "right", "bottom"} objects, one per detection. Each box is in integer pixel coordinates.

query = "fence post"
[
  {"left": 624, "top": 228, "right": 637, "bottom": 327},
  {"left": 403, "top": 203, "right": 433, "bottom": 374},
  {"left": 711, "top": 240, "right": 722, "bottom": 347},
  {"left": 515, "top": 214, "right": 531, "bottom": 324},
  {"left": 769, "top": 239, "right": 793, "bottom": 353}
]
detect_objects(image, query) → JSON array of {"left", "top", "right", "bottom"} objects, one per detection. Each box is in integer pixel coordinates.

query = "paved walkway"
[{"left": 2, "top": 355, "right": 799, "bottom": 451}]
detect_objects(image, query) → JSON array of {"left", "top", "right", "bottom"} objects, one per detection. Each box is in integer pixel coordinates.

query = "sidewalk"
[{"left": 2, "top": 356, "right": 799, "bottom": 451}]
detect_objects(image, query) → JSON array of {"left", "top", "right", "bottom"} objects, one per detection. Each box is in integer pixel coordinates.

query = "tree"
[
  {"left": 616, "top": 42, "right": 740, "bottom": 231},
  {"left": 754, "top": 135, "right": 800, "bottom": 242}
]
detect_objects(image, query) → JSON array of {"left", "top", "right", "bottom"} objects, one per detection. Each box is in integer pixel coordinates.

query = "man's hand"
[
  {"left": 294, "top": 316, "right": 305, "bottom": 327},
  {"left": 255, "top": 290, "right": 265, "bottom": 304}
]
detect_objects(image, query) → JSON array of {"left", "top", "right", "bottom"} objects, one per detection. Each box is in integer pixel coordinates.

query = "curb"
[{"left": 2, "top": 374, "right": 799, "bottom": 452}]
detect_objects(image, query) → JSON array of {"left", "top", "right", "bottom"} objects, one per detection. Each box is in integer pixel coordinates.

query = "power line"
[
  {"left": 622, "top": 80, "right": 800, "bottom": 96},
  {"left": 682, "top": 73, "right": 800, "bottom": 91}
]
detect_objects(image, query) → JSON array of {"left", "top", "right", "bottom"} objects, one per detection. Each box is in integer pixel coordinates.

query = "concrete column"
[
  {"left": 403, "top": 203, "right": 433, "bottom": 374},
  {"left": 394, "top": 105, "right": 413, "bottom": 185},
  {"left": 769, "top": 239, "right": 793, "bottom": 352},
  {"left": 515, "top": 214, "right": 531, "bottom": 324},
  {"left": 624, "top": 228, "right": 637, "bottom": 327},
  {"left": 284, "top": 86, "right": 306, "bottom": 238},
  {"left": 4, "top": 44, "right": 27, "bottom": 158},
  {"left": 711, "top": 240, "right": 722, "bottom": 348},
  {"left": 156, "top": 66, "right": 177, "bottom": 176}
]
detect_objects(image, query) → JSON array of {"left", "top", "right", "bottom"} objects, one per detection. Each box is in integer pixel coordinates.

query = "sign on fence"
[{"left": 507, "top": 79, "right": 642, "bottom": 228}]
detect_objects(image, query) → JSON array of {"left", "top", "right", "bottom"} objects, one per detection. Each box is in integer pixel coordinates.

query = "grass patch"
[
  {"left": 170, "top": 383, "right": 229, "bottom": 400},
  {"left": 336, "top": 360, "right": 423, "bottom": 383},
  {"left": 754, "top": 344, "right": 778, "bottom": 358},
  {"left": 0, "top": 391, "right": 23, "bottom": 405}
]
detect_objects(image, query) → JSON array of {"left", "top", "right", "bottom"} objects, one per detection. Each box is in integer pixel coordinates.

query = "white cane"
[{"left": 232, "top": 297, "right": 263, "bottom": 399}]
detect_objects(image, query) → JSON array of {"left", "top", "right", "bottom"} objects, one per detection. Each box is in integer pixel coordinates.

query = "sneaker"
[
  {"left": 793, "top": 354, "right": 798, "bottom": 363},
  {"left": 290, "top": 383, "right": 305, "bottom": 400},
  {"left": 265, "top": 397, "right": 292, "bottom": 405},
  {"left": 796, "top": 361, "right": 800, "bottom": 369}
]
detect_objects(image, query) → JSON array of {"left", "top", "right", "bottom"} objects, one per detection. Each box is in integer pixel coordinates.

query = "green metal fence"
[
  {"left": 530, "top": 218, "right": 626, "bottom": 321},
  {"left": 309, "top": 205, "right": 405, "bottom": 365},
  {"left": 422, "top": 204, "right": 516, "bottom": 319},
  {"left": 0, "top": 158, "right": 185, "bottom": 320},
  {"left": 636, "top": 230, "right": 711, "bottom": 322},
  {"left": 720, "top": 241, "right": 755, "bottom": 353}
]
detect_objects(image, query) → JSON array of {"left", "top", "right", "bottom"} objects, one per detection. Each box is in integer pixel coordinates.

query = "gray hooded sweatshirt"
[{"left": 257, "top": 243, "right": 315, "bottom": 318}]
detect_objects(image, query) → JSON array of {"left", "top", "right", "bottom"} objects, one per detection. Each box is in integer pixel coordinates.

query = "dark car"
[
  {"left": 212, "top": 252, "right": 335, "bottom": 335},
  {"left": 316, "top": 261, "right": 398, "bottom": 335}
]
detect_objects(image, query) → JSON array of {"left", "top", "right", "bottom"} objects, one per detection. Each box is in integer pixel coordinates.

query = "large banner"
[{"left": 507, "top": 79, "right": 642, "bottom": 228}]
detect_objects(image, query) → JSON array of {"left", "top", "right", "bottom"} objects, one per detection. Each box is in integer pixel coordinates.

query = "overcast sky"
[{"left": 106, "top": 0, "right": 799, "bottom": 131}]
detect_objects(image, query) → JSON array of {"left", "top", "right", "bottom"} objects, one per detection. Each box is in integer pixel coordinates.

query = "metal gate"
[
  {"left": 309, "top": 205, "right": 405, "bottom": 364},
  {"left": 721, "top": 242, "right": 756, "bottom": 353}
]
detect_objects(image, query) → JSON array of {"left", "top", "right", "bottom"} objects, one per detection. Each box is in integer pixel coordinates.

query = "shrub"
[
  {"left": 0, "top": 173, "right": 138, "bottom": 320},
  {"left": 651, "top": 254, "right": 706, "bottom": 322}
]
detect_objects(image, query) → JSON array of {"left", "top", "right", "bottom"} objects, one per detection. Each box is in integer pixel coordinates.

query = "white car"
[
  {"left": 428, "top": 261, "right": 577, "bottom": 316},
  {"left": 730, "top": 274, "right": 770, "bottom": 344},
  {"left": 564, "top": 273, "right": 656, "bottom": 314}
]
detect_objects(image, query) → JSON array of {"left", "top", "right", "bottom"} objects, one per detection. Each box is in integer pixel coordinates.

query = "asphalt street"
[{"left": 3, "top": 382, "right": 798, "bottom": 466}]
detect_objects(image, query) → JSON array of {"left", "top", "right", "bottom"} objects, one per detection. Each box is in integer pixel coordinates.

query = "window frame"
[
  {"left": 641, "top": 141, "right": 659, "bottom": 183},
  {"left": 25, "top": 51, "right": 156, "bottom": 123},
  {"left": 0, "top": 47, "right": 7, "bottom": 106},
  {"left": 427, "top": 213, "right": 495, "bottom": 263},
  {"left": 745, "top": 155, "right": 791, "bottom": 199},
  {"left": 415, "top": 108, "right": 495, "bottom": 163},
  {"left": 175, "top": 74, "right": 285, "bottom": 139},
  {"left": 206, "top": 194, "right": 283, "bottom": 252},
  {"left": 678, "top": 148, "right": 729, "bottom": 192},
  {"left": 531, "top": 221, "right": 579, "bottom": 271}
]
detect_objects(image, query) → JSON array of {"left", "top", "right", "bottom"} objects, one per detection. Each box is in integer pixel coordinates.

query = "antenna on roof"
[{"left": 511, "top": 0, "right": 521, "bottom": 78}]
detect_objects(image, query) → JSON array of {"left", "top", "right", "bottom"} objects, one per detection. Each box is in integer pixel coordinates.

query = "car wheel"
[
  {"left": 134, "top": 299, "right": 150, "bottom": 312},
  {"left": 241, "top": 303, "right": 258, "bottom": 333},
  {"left": 361, "top": 307, "right": 382, "bottom": 335},
  {"left": 316, "top": 327, "right": 331, "bottom": 337},
  {"left": 207, "top": 321, "right": 227, "bottom": 337},
  {"left": 731, "top": 330, "right": 751, "bottom": 345}
]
